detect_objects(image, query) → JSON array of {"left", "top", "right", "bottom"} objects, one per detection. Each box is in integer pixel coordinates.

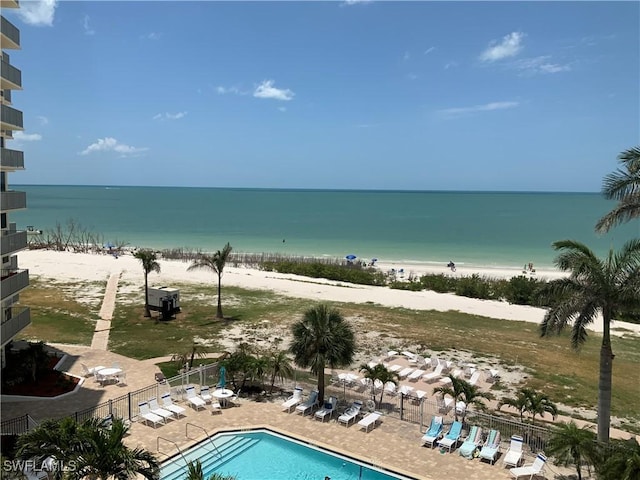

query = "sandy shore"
[{"left": 20, "top": 249, "right": 640, "bottom": 336}]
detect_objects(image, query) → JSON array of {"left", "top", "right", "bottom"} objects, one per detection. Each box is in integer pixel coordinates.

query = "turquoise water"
[
  {"left": 160, "top": 430, "right": 411, "bottom": 480},
  {"left": 12, "top": 185, "right": 639, "bottom": 269}
]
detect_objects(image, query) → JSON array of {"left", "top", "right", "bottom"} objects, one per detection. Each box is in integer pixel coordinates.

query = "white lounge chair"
[
  {"left": 388, "top": 364, "right": 402, "bottom": 373},
  {"left": 314, "top": 396, "right": 337, "bottom": 422},
  {"left": 160, "top": 393, "right": 186, "bottom": 417},
  {"left": 398, "top": 367, "right": 414, "bottom": 379},
  {"left": 185, "top": 386, "right": 206, "bottom": 410},
  {"left": 421, "top": 416, "right": 443, "bottom": 448},
  {"left": 338, "top": 400, "right": 363, "bottom": 427},
  {"left": 436, "top": 394, "right": 454, "bottom": 413},
  {"left": 479, "top": 429, "right": 501, "bottom": 464},
  {"left": 408, "top": 369, "right": 425, "bottom": 381},
  {"left": 358, "top": 411, "right": 382, "bottom": 432},
  {"left": 383, "top": 381, "right": 398, "bottom": 396},
  {"left": 137, "top": 401, "right": 165, "bottom": 428},
  {"left": 468, "top": 370, "right": 482, "bottom": 386},
  {"left": 295, "top": 390, "right": 319, "bottom": 416},
  {"left": 211, "top": 400, "right": 222, "bottom": 414},
  {"left": 282, "top": 387, "right": 304, "bottom": 413},
  {"left": 200, "top": 386, "right": 213, "bottom": 403},
  {"left": 487, "top": 369, "right": 500, "bottom": 383},
  {"left": 437, "top": 421, "right": 463, "bottom": 453},
  {"left": 510, "top": 453, "right": 547, "bottom": 479},
  {"left": 423, "top": 364, "right": 444, "bottom": 383},
  {"left": 503, "top": 435, "right": 524, "bottom": 468},
  {"left": 81, "top": 363, "right": 105, "bottom": 378},
  {"left": 149, "top": 397, "right": 175, "bottom": 421}
]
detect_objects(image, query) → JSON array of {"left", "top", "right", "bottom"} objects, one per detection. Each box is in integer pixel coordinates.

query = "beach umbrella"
[
  {"left": 371, "top": 258, "right": 378, "bottom": 262},
  {"left": 346, "top": 254, "right": 357, "bottom": 260},
  {"left": 104, "top": 242, "right": 115, "bottom": 249},
  {"left": 218, "top": 366, "right": 226, "bottom": 389}
]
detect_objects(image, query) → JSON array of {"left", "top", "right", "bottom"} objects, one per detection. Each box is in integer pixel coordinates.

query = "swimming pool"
[{"left": 160, "top": 429, "right": 416, "bottom": 480}]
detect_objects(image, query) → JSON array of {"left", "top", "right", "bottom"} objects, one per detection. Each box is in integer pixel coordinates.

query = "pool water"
[{"left": 160, "top": 430, "right": 415, "bottom": 480}]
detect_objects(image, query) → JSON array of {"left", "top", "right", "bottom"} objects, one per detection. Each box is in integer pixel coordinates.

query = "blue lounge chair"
[
  {"left": 458, "top": 425, "right": 483, "bottom": 459},
  {"left": 437, "top": 421, "right": 463, "bottom": 453},
  {"left": 479, "top": 429, "right": 501, "bottom": 464},
  {"left": 421, "top": 415, "right": 444, "bottom": 448}
]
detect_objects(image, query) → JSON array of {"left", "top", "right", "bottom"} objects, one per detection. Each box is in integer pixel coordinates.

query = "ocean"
[{"left": 11, "top": 185, "right": 639, "bottom": 270}]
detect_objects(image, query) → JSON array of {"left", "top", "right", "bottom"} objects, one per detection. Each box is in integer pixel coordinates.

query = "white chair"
[
  {"left": 421, "top": 416, "right": 443, "bottom": 448},
  {"left": 185, "top": 386, "right": 206, "bottom": 410},
  {"left": 137, "top": 401, "right": 165, "bottom": 428},
  {"left": 436, "top": 394, "right": 454, "bottom": 414},
  {"left": 383, "top": 381, "right": 398, "bottom": 396},
  {"left": 81, "top": 363, "right": 105, "bottom": 378},
  {"left": 295, "top": 390, "right": 319, "bottom": 416},
  {"left": 200, "top": 386, "right": 213, "bottom": 403},
  {"left": 160, "top": 393, "right": 186, "bottom": 417},
  {"left": 469, "top": 371, "right": 482, "bottom": 386},
  {"left": 398, "top": 367, "right": 414, "bottom": 379},
  {"left": 211, "top": 400, "right": 222, "bottom": 414},
  {"left": 423, "top": 364, "right": 444, "bottom": 383},
  {"left": 408, "top": 369, "right": 425, "bottom": 381},
  {"left": 282, "top": 387, "right": 304, "bottom": 413},
  {"left": 116, "top": 371, "right": 127, "bottom": 385},
  {"left": 503, "top": 435, "right": 524, "bottom": 468},
  {"left": 149, "top": 397, "right": 174, "bottom": 421},
  {"left": 338, "top": 401, "right": 363, "bottom": 427},
  {"left": 357, "top": 411, "right": 382, "bottom": 432},
  {"left": 510, "top": 453, "right": 547, "bottom": 479},
  {"left": 314, "top": 396, "right": 337, "bottom": 422},
  {"left": 487, "top": 369, "right": 500, "bottom": 383}
]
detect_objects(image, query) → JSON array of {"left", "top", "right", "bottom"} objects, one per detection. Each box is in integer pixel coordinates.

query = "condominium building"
[{"left": 1, "top": 0, "right": 30, "bottom": 367}]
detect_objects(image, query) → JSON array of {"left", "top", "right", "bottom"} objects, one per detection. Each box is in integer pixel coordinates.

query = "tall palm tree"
[
  {"left": 359, "top": 363, "right": 399, "bottom": 406},
  {"left": 433, "top": 374, "right": 492, "bottom": 421},
  {"left": 538, "top": 239, "right": 640, "bottom": 442},
  {"left": 187, "top": 243, "right": 233, "bottom": 319},
  {"left": 596, "top": 146, "right": 640, "bottom": 233},
  {"left": 266, "top": 349, "right": 294, "bottom": 394},
  {"left": 545, "top": 421, "right": 596, "bottom": 480},
  {"left": 526, "top": 389, "right": 558, "bottom": 425},
  {"left": 497, "top": 387, "right": 531, "bottom": 423},
  {"left": 289, "top": 304, "right": 356, "bottom": 405},
  {"left": 133, "top": 249, "right": 161, "bottom": 317}
]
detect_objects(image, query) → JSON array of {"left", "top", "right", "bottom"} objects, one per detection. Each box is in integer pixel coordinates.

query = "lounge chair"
[
  {"left": 398, "top": 367, "right": 414, "bottom": 379},
  {"left": 137, "top": 401, "right": 165, "bottom": 428},
  {"left": 468, "top": 370, "right": 482, "bottom": 386},
  {"left": 338, "top": 400, "right": 363, "bottom": 427},
  {"left": 296, "top": 390, "right": 319, "bottom": 416},
  {"left": 388, "top": 364, "right": 402, "bottom": 373},
  {"left": 282, "top": 387, "right": 304, "bottom": 413},
  {"left": 185, "top": 386, "right": 206, "bottom": 410},
  {"left": 200, "top": 386, "right": 213, "bottom": 403},
  {"left": 503, "top": 435, "right": 524, "bottom": 468},
  {"left": 149, "top": 397, "right": 175, "bottom": 421},
  {"left": 81, "top": 363, "right": 105, "bottom": 378},
  {"left": 437, "top": 421, "right": 463, "bottom": 453},
  {"left": 436, "top": 393, "right": 454, "bottom": 414},
  {"left": 423, "top": 364, "right": 444, "bottom": 383},
  {"left": 383, "top": 381, "right": 398, "bottom": 396},
  {"left": 408, "top": 369, "right": 425, "bottom": 381},
  {"left": 479, "top": 429, "right": 501, "bottom": 464},
  {"left": 314, "top": 396, "right": 337, "bottom": 422},
  {"left": 211, "top": 400, "right": 222, "bottom": 414},
  {"left": 510, "top": 453, "right": 547, "bottom": 479},
  {"left": 420, "top": 416, "right": 443, "bottom": 448},
  {"left": 161, "top": 393, "right": 186, "bottom": 417},
  {"left": 486, "top": 369, "right": 500, "bottom": 383},
  {"left": 458, "top": 425, "right": 483, "bottom": 459},
  {"left": 358, "top": 411, "right": 382, "bottom": 432}
]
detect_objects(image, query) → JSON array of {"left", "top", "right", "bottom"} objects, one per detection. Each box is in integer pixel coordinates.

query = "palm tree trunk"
[
  {"left": 575, "top": 453, "right": 582, "bottom": 480},
  {"left": 317, "top": 367, "right": 325, "bottom": 406},
  {"left": 216, "top": 272, "right": 223, "bottom": 319},
  {"left": 143, "top": 272, "right": 151, "bottom": 317},
  {"left": 598, "top": 312, "right": 613, "bottom": 443}
]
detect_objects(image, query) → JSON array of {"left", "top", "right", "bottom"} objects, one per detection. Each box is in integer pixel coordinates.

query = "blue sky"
[{"left": 6, "top": 1, "right": 639, "bottom": 191}]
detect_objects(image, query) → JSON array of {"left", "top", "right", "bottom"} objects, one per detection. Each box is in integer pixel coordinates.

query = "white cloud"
[
  {"left": 216, "top": 85, "right": 244, "bottom": 95},
  {"left": 79, "top": 137, "right": 148, "bottom": 157},
  {"left": 514, "top": 56, "right": 571, "bottom": 75},
  {"left": 438, "top": 101, "right": 520, "bottom": 117},
  {"left": 278, "top": 106, "right": 287, "bottom": 112},
  {"left": 444, "top": 61, "right": 458, "bottom": 70},
  {"left": 152, "top": 111, "right": 187, "bottom": 121},
  {"left": 12, "top": 131, "right": 42, "bottom": 142},
  {"left": 342, "top": 0, "right": 372, "bottom": 5},
  {"left": 253, "top": 80, "right": 295, "bottom": 101},
  {"left": 479, "top": 31, "right": 525, "bottom": 62},
  {"left": 144, "top": 32, "right": 161, "bottom": 40},
  {"left": 83, "top": 15, "right": 95, "bottom": 35},
  {"left": 36, "top": 115, "right": 49, "bottom": 125},
  {"left": 424, "top": 47, "right": 436, "bottom": 55},
  {"left": 16, "top": 0, "right": 57, "bottom": 26}
]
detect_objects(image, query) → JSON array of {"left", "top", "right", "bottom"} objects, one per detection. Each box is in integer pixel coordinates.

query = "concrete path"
[{"left": 90, "top": 272, "right": 121, "bottom": 350}]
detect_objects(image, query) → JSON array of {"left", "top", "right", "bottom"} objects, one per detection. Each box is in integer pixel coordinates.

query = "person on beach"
[{"left": 447, "top": 261, "right": 456, "bottom": 272}]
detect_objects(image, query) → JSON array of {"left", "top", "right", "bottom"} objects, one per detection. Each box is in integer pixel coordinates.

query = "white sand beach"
[{"left": 20, "top": 249, "right": 640, "bottom": 336}]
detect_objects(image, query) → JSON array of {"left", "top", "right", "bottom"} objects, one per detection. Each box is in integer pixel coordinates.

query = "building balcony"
[
  {"left": 1, "top": 16, "right": 20, "bottom": 50},
  {"left": 2, "top": 130, "right": 14, "bottom": 140},
  {"left": 2, "top": 88, "right": 13, "bottom": 104},
  {"left": 1, "top": 230, "right": 27, "bottom": 256},
  {"left": 0, "top": 190, "right": 26, "bottom": 211},
  {"left": 0, "top": 268, "right": 29, "bottom": 299},
  {"left": 1, "top": 104, "right": 23, "bottom": 130},
  {"left": 1, "top": 307, "right": 31, "bottom": 348},
  {"left": 0, "top": 59, "right": 21, "bottom": 90},
  {"left": 0, "top": 147, "right": 24, "bottom": 170}
]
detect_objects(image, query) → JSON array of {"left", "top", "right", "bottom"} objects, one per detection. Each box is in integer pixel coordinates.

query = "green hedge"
[{"left": 260, "top": 261, "right": 387, "bottom": 286}]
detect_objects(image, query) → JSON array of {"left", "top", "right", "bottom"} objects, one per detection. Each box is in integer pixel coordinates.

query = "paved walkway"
[{"left": 90, "top": 271, "right": 121, "bottom": 350}]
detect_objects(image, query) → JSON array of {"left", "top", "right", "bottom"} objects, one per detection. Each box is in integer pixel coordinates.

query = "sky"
[{"left": 4, "top": 0, "right": 639, "bottom": 191}]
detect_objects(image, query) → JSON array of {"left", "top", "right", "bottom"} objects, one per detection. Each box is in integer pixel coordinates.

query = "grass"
[
  {"left": 17, "top": 279, "right": 640, "bottom": 425},
  {"left": 156, "top": 358, "right": 220, "bottom": 378}
]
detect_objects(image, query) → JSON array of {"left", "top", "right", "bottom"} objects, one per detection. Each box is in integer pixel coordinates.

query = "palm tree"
[
  {"left": 595, "top": 437, "right": 640, "bottom": 480},
  {"left": 186, "top": 460, "right": 237, "bottom": 480},
  {"left": 497, "top": 387, "right": 532, "bottom": 423},
  {"left": 187, "top": 243, "right": 233, "bottom": 319},
  {"left": 596, "top": 146, "right": 640, "bottom": 233},
  {"left": 526, "top": 389, "right": 557, "bottom": 425},
  {"left": 289, "top": 304, "right": 356, "bottom": 405},
  {"left": 133, "top": 249, "right": 161, "bottom": 317},
  {"left": 433, "top": 374, "right": 492, "bottom": 421},
  {"left": 545, "top": 421, "right": 596, "bottom": 480},
  {"left": 266, "top": 349, "right": 294, "bottom": 394},
  {"left": 538, "top": 239, "right": 640, "bottom": 442},
  {"left": 359, "top": 363, "right": 399, "bottom": 406}
]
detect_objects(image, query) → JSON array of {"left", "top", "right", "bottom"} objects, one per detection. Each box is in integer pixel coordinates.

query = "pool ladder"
[
  {"left": 186, "top": 422, "right": 223, "bottom": 459},
  {"left": 157, "top": 436, "right": 188, "bottom": 464}
]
